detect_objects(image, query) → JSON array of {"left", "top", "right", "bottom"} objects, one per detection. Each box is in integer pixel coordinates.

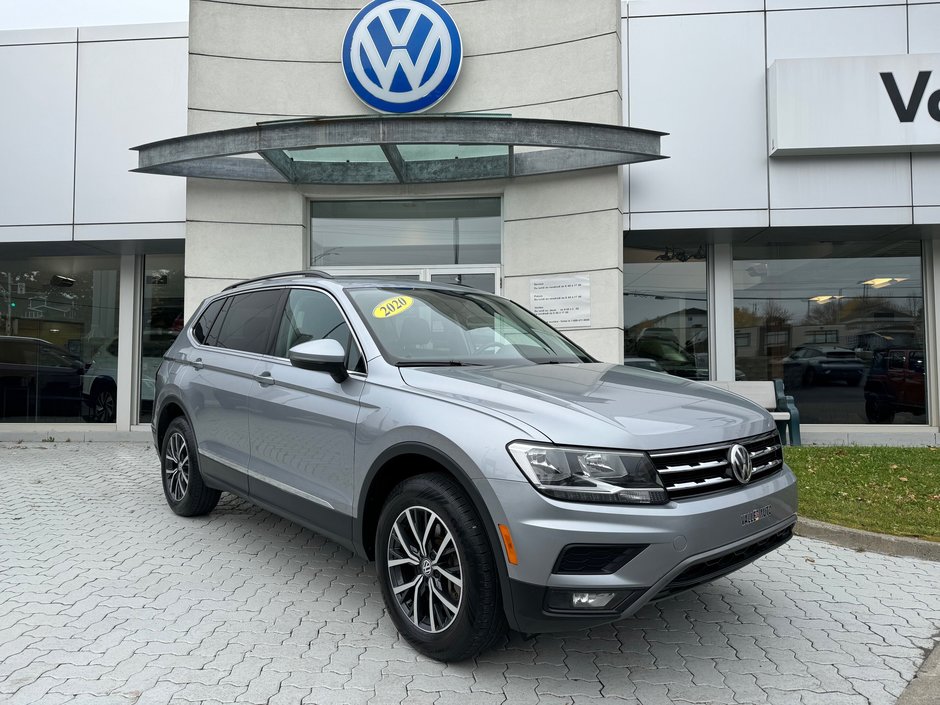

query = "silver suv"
[{"left": 152, "top": 272, "right": 797, "bottom": 661}]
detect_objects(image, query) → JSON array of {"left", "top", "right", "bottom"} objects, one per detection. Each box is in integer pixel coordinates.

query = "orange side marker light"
[{"left": 498, "top": 524, "right": 518, "bottom": 565}]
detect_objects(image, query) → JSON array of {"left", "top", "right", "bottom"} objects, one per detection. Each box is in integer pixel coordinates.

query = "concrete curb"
[
  {"left": 896, "top": 641, "right": 940, "bottom": 705},
  {"left": 795, "top": 516, "right": 940, "bottom": 562},
  {"left": 0, "top": 431, "right": 151, "bottom": 443}
]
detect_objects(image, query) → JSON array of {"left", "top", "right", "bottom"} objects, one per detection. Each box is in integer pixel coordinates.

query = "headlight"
[{"left": 507, "top": 442, "right": 668, "bottom": 505}]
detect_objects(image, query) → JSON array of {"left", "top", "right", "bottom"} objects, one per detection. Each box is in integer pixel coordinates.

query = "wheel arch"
[
  {"left": 155, "top": 396, "right": 191, "bottom": 451},
  {"left": 355, "top": 443, "right": 520, "bottom": 631}
]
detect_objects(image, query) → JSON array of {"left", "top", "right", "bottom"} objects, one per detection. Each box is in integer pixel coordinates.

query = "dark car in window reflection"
[
  {"left": 0, "top": 336, "right": 86, "bottom": 421},
  {"left": 781, "top": 345, "right": 865, "bottom": 388},
  {"left": 634, "top": 337, "right": 708, "bottom": 380},
  {"left": 864, "top": 348, "right": 926, "bottom": 423}
]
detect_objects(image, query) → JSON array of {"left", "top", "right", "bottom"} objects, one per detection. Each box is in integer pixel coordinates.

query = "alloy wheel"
[
  {"left": 94, "top": 388, "right": 115, "bottom": 422},
  {"left": 164, "top": 431, "right": 190, "bottom": 502},
  {"left": 386, "top": 506, "right": 463, "bottom": 634}
]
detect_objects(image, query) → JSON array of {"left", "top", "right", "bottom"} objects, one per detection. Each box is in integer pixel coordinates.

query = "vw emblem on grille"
[
  {"left": 342, "top": 0, "right": 463, "bottom": 114},
  {"left": 728, "top": 444, "right": 753, "bottom": 485}
]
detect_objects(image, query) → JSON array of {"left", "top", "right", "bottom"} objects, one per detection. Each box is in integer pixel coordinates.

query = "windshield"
[{"left": 346, "top": 287, "right": 593, "bottom": 365}]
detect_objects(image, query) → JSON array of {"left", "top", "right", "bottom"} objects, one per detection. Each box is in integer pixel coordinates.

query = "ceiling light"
[{"left": 860, "top": 277, "right": 908, "bottom": 289}]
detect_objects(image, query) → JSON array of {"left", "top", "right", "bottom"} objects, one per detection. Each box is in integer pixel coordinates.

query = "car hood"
[{"left": 399, "top": 363, "right": 774, "bottom": 450}]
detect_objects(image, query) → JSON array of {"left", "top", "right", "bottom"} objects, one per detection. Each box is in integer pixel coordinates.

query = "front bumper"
[{"left": 492, "top": 466, "right": 798, "bottom": 633}]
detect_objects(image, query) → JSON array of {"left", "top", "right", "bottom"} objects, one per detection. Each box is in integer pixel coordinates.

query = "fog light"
[
  {"left": 572, "top": 592, "right": 616, "bottom": 607},
  {"left": 546, "top": 589, "right": 628, "bottom": 611}
]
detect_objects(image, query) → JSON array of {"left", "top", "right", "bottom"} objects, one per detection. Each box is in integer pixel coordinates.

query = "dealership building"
[{"left": 2, "top": 0, "right": 940, "bottom": 444}]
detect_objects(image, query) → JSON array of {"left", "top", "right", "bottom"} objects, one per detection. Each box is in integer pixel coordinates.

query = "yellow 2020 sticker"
[{"left": 372, "top": 295, "right": 414, "bottom": 319}]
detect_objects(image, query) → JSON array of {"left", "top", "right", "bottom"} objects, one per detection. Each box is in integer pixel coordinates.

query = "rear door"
[
  {"left": 248, "top": 287, "right": 365, "bottom": 541},
  {"left": 184, "top": 288, "right": 283, "bottom": 494}
]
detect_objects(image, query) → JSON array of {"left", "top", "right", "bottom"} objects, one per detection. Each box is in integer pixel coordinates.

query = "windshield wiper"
[{"left": 396, "top": 361, "right": 486, "bottom": 367}]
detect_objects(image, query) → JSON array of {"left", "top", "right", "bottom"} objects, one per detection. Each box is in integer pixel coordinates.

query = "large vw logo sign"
[
  {"left": 728, "top": 444, "right": 753, "bottom": 485},
  {"left": 342, "top": 0, "right": 463, "bottom": 114}
]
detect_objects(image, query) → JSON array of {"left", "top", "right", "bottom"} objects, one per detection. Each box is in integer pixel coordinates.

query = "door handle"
[
  {"left": 255, "top": 370, "right": 275, "bottom": 386},
  {"left": 192, "top": 357, "right": 204, "bottom": 370}
]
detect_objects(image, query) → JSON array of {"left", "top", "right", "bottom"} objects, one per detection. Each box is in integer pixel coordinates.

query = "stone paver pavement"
[{"left": 1, "top": 442, "right": 938, "bottom": 705}]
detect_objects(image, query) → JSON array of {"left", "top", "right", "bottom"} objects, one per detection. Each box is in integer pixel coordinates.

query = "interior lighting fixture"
[{"left": 808, "top": 295, "right": 844, "bottom": 304}]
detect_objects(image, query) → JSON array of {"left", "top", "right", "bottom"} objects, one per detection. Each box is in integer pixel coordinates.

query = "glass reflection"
[
  {"left": 0, "top": 256, "right": 120, "bottom": 422},
  {"left": 138, "top": 255, "right": 184, "bottom": 424},
  {"left": 311, "top": 199, "right": 500, "bottom": 267},
  {"left": 733, "top": 242, "right": 925, "bottom": 424},
  {"left": 623, "top": 245, "right": 709, "bottom": 379}
]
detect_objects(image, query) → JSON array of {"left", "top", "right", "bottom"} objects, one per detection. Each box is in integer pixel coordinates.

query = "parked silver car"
[{"left": 152, "top": 272, "right": 797, "bottom": 661}]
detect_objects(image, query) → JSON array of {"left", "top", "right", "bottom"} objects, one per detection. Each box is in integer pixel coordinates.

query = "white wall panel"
[
  {"left": 910, "top": 3, "right": 940, "bottom": 210},
  {"left": 626, "top": 0, "right": 762, "bottom": 17},
  {"left": 628, "top": 12, "right": 768, "bottom": 216},
  {"left": 766, "top": 6, "right": 907, "bottom": 63},
  {"left": 74, "top": 37, "right": 187, "bottom": 227},
  {"left": 767, "top": 6, "right": 911, "bottom": 210},
  {"left": 0, "top": 42, "right": 76, "bottom": 227},
  {"left": 767, "top": 0, "right": 902, "bottom": 10}
]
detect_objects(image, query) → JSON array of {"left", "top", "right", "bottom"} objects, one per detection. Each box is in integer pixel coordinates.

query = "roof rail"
[{"left": 223, "top": 270, "right": 333, "bottom": 292}]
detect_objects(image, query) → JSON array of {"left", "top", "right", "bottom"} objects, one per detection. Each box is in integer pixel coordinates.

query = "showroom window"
[
  {"left": 311, "top": 199, "right": 502, "bottom": 293},
  {"left": 733, "top": 240, "right": 926, "bottom": 425},
  {"left": 623, "top": 244, "right": 708, "bottom": 379},
  {"left": 0, "top": 256, "right": 120, "bottom": 423},
  {"left": 138, "top": 255, "right": 184, "bottom": 425},
  {"left": 311, "top": 199, "right": 500, "bottom": 266}
]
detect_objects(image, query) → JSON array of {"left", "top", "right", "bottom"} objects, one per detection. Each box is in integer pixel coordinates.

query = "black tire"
[
  {"left": 375, "top": 473, "right": 506, "bottom": 661},
  {"left": 160, "top": 417, "right": 220, "bottom": 516},
  {"left": 803, "top": 368, "right": 816, "bottom": 387},
  {"left": 90, "top": 382, "right": 117, "bottom": 423}
]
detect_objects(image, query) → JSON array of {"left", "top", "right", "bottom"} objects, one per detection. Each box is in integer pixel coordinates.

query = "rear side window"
[
  {"left": 192, "top": 298, "right": 225, "bottom": 345},
  {"left": 213, "top": 290, "right": 283, "bottom": 354}
]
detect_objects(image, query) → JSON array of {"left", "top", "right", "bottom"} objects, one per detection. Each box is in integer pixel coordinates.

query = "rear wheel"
[
  {"left": 375, "top": 474, "right": 506, "bottom": 661},
  {"left": 161, "top": 417, "right": 220, "bottom": 516}
]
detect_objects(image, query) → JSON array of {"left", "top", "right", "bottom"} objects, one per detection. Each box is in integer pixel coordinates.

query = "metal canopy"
[{"left": 133, "top": 115, "right": 666, "bottom": 186}]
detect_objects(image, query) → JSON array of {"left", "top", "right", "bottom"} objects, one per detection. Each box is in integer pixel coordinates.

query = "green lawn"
[{"left": 783, "top": 446, "right": 940, "bottom": 542}]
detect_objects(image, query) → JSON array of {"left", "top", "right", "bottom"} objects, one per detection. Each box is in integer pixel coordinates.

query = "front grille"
[
  {"left": 649, "top": 431, "right": 784, "bottom": 500},
  {"left": 655, "top": 525, "right": 793, "bottom": 598}
]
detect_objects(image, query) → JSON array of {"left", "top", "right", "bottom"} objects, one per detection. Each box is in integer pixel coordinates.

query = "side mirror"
[{"left": 288, "top": 339, "right": 348, "bottom": 383}]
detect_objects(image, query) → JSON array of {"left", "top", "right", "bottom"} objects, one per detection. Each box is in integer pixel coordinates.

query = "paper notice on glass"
[{"left": 530, "top": 275, "right": 591, "bottom": 328}]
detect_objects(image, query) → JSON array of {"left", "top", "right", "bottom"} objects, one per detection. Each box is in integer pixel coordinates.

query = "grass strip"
[{"left": 783, "top": 446, "right": 940, "bottom": 542}]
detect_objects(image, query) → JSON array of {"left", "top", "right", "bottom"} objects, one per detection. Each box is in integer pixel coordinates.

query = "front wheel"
[
  {"left": 161, "top": 417, "right": 220, "bottom": 516},
  {"left": 375, "top": 474, "right": 506, "bottom": 661}
]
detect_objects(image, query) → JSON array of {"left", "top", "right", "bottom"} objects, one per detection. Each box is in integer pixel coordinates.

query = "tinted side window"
[
  {"left": 214, "top": 290, "right": 282, "bottom": 354},
  {"left": 274, "top": 289, "right": 365, "bottom": 372},
  {"left": 40, "top": 346, "right": 76, "bottom": 369},
  {"left": 192, "top": 298, "right": 225, "bottom": 345}
]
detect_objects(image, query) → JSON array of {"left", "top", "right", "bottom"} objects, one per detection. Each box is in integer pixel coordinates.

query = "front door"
[{"left": 248, "top": 287, "right": 365, "bottom": 544}]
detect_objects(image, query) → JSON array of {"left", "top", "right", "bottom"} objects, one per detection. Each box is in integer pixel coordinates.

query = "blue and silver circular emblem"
[{"left": 342, "top": 0, "right": 463, "bottom": 114}]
